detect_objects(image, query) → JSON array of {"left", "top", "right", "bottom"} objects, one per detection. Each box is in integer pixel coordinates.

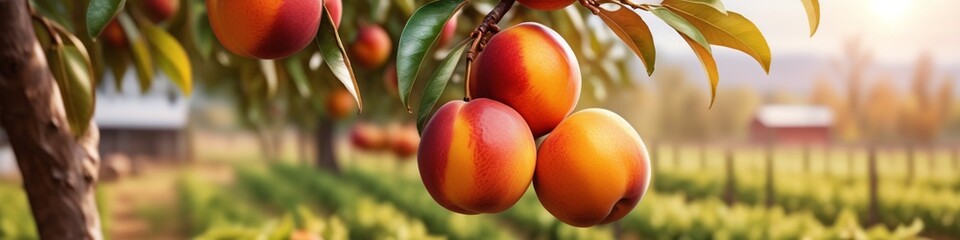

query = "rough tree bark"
[
  {"left": 315, "top": 118, "right": 339, "bottom": 172},
  {"left": 0, "top": 0, "right": 103, "bottom": 239}
]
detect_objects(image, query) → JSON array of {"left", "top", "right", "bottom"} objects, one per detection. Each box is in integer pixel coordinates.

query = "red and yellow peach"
[
  {"left": 469, "top": 22, "right": 581, "bottom": 137},
  {"left": 143, "top": 0, "right": 180, "bottom": 23},
  {"left": 350, "top": 24, "right": 392, "bottom": 69},
  {"left": 418, "top": 99, "right": 537, "bottom": 214},
  {"left": 207, "top": 0, "right": 328, "bottom": 59},
  {"left": 534, "top": 109, "right": 650, "bottom": 227}
]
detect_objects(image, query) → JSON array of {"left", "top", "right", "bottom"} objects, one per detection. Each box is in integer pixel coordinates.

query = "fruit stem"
[{"left": 464, "top": 0, "right": 515, "bottom": 100}]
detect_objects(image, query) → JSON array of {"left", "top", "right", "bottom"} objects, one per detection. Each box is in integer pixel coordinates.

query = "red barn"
[{"left": 750, "top": 105, "right": 833, "bottom": 145}]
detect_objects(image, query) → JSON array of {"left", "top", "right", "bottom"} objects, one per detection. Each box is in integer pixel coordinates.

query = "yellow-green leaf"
[
  {"left": 48, "top": 45, "right": 96, "bottom": 138},
  {"left": 118, "top": 13, "right": 153, "bottom": 93},
  {"left": 649, "top": 6, "right": 710, "bottom": 52},
  {"left": 284, "top": 57, "right": 311, "bottom": 98},
  {"left": 682, "top": 35, "right": 719, "bottom": 108},
  {"left": 677, "top": 0, "right": 725, "bottom": 14},
  {"left": 316, "top": 3, "right": 362, "bottom": 111},
  {"left": 597, "top": 5, "right": 656, "bottom": 76},
  {"left": 142, "top": 22, "right": 192, "bottom": 95},
  {"left": 663, "top": 0, "right": 771, "bottom": 73},
  {"left": 802, "top": 0, "right": 820, "bottom": 37}
]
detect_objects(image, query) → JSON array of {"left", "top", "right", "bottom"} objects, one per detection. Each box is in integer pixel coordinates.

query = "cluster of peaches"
[
  {"left": 418, "top": 21, "right": 651, "bottom": 227},
  {"left": 349, "top": 121, "right": 420, "bottom": 159}
]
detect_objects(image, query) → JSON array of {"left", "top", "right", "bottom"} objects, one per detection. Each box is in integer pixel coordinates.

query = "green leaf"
[
  {"left": 192, "top": 4, "right": 214, "bottom": 59},
  {"left": 597, "top": 5, "right": 656, "bottom": 76},
  {"left": 142, "top": 22, "right": 193, "bottom": 95},
  {"left": 396, "top": 0, "right": 467, "bottom": 111},
  {"left": 802, "top": 0, "right": 820, "bottom": 37},
  {"left": 259, "top": 60, "right": 278, "bottom": 98},
  {"left": 118, "top": 13, "right": 154, "bottom": 93},
  {"left": 663, "top": 0, "right": 771, "bottom": 72},
  {"left": 417, "top": 38, "right": 471, "bottom": 134},
  {"left": 682, "top": 35, "right": 719, "bottom": 108},
  {"left": 676, "top": 0, "right": 725, "bottom": 14},
  {"left": 284, "top": 58, "right": 311, "bottom": 98},
  {"left": 649, "top": 6, "right": 710, "bottom": 53},
  {"left": 316, "top": 4, "right": 363, "bottom": 111},
  {"left": 86, "top": 0, "right": 125, "bottom": 39},
  {"left": 48, "top": 45, "right": 96, "bottom": 138}
]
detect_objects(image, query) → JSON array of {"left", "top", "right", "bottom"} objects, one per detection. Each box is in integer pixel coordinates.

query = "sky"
[{"left": 614, "top": 0, "right": 960, "bottom": 95}]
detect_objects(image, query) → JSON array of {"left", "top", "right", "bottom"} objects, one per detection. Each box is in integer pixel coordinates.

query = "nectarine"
[
  {"left": 517, "top": 0, "right": 577, "bottom": 11},
  {"left": 102, "top": 20, "right": 126, "bottom": 48},
  {"left": 390, "top": 124, "right": 419, "bottom": 159},
  {"left": 469, "top": 22, "right": 581, "bottom": 137},
  {"left": 324, "top": 0, "right": 342, "bottom": 27},
  {"left": 143, "top": 0, "right": 180, "bottom": 23},
  {"left": 325, "top": 89, "right": 355, "bottom": 119},
  {"left": 350, "top": 122, "right": 387, "bottom": 151},
  {"left": 436, "top": 15, "right": 459, "bottom": 48},
  {"left": 350, "top": 24, "right": 392, "bottom": 69},
  {"left": 534, "top": 109, "right": 650, "bottom": 227},
  {"left": 207, "top": 0, "right": 321, "bottom": 59},
  {"left": 418, "top": 99, "right": 536, "bottom": 214}
]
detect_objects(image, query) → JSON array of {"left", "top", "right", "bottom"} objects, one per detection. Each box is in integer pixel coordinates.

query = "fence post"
[
  {"left": 867, "top": 144, "right": 879, "bottom": 226},
  {"left": 724, "top": 148, "right": 736, "bottom": 206},
  {"left": 765, "top": 144, "right": 775, "bottom": 208}
]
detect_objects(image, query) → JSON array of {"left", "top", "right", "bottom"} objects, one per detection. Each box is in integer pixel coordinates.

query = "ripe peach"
[
  {"left": 516, "top": 0, "right": 577, "bottom": 11},
  {"left": 418, "top": 99, "right": 536, "bottom": 214},
  {"left": 436, "top": 15, "right": 458, "bottom": 48},
  {"left": 207, "top": 0, "right": 321, "bottom": 59},
  {"left": 350, "top": 122, "right": 386, "bottom": 151},
  {"left": 390, "top": 124, "right": 419, "bottom": 159},
  {"left": 534, "top": 109, "right": 650, "bottom": 227},
  {"left": 350, "top": 24, "right": 392, "bottom": 69},
  {"left": 325, "top": 89, "right": 356, "bottom": 119},
  {"left": 143, "top": 0, "right": 180, "bottom": 23},
  {"left": 102, "top": 20, "right": 126, "bottom": 48},
  {"left": 324, "top": 0, "right": 342, "bottom": 27},
  {"left": 469, "top": 22, "right": 581, "bottom": 137}
]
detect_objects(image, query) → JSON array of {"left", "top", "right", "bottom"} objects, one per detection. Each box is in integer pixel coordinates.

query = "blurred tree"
[{"left": 901, "top": 53, "right": 949, "bottom": 184}]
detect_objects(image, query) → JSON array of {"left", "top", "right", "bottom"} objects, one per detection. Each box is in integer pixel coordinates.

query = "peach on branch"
[
  {"left": 350, "top": 24, "right": 392, "bottom": 69},
  {"left": 102, "top": 19, "right": 126, "bottom": 48},
  {"left": 325, "top": 89, "right": 356, "bottom": 119},
  {"left": 143, "top": 0, "right": 180, "bottom": 23},
  {"left": 534, "top": 109, "right": 650, "bottom": 227},
  {"left": 207, "top": 0, "right": 323, "bottom": 59},
  {"left": 469, "top": 22, "right": 581, "bottom": 137},
  {"left": 350, "top": 122, "right": 387, "bottom": 151},
  {"left": 418, "top": 99, "right": 536, "bottom": 214}
]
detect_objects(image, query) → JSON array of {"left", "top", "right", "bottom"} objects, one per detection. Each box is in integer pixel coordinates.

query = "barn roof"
[
  {"left": 94, "top": 95, "right": 189, "bottom": 130},
  {"left": 755, "top": 105, "right": 833, "bottom": 128}
]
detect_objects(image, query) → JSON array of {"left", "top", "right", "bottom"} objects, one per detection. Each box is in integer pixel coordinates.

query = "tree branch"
[
  {"left": 0, "top": 0, "right": 103, "bottom": 239},
  {"left": 465, "top": 0, "right": 515, "bottom": 100}
]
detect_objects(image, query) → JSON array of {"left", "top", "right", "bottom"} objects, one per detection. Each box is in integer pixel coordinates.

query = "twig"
[{"left": 464, "top": 0, "right": 515, "bottom": 100}]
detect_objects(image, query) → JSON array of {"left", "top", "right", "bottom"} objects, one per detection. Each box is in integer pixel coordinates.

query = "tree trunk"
[
  {"left": 867, "top": 144, "right": 879, "bottom": 226},
  {"left": 765, "top": 144, "right": 775, "bottom": 208},
  {"left": 724, "top": 148, "right": 736, "bottom": 206},
  {"left": 0, "top": 0, "right": 103, "bottom": 238},
  {"left": 315, "top": 118, "right": 339, "bottom": 172}
]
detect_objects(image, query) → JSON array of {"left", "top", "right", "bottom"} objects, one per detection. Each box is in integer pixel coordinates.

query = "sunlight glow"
[{"left": 871, "top": 0, "right": 909, "bottom": 21}]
